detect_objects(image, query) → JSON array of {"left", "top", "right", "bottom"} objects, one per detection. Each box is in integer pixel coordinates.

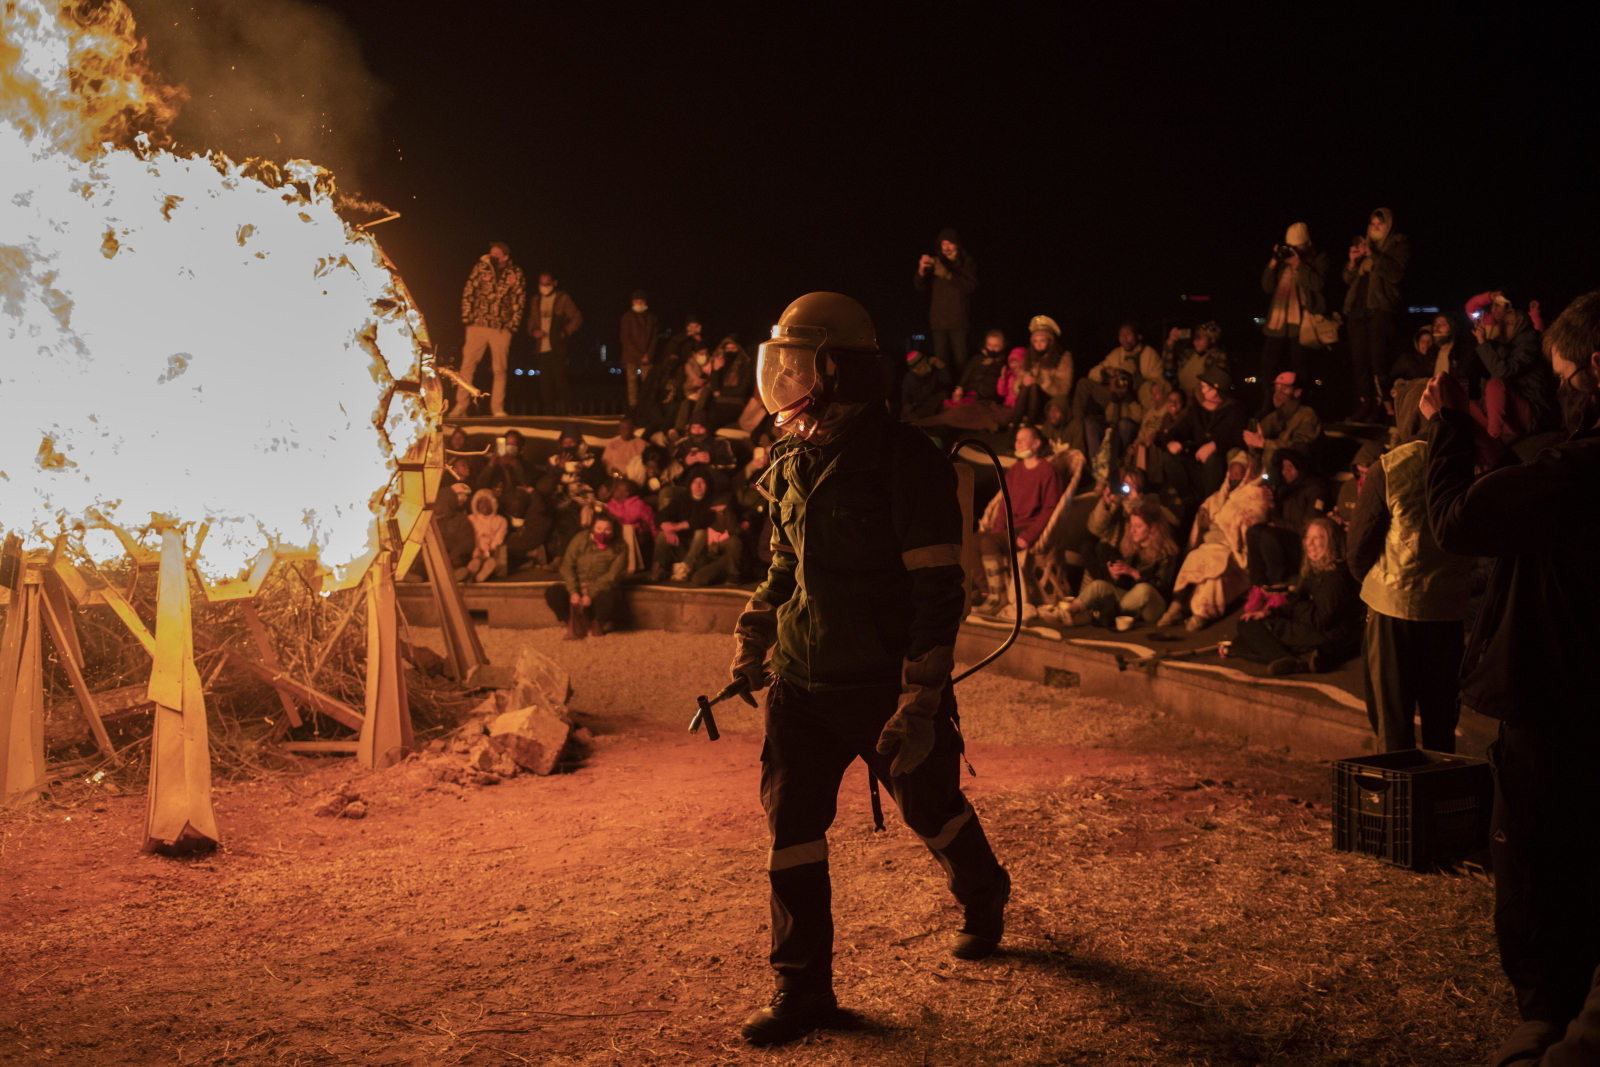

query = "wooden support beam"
[
  {"left": 240, "top": 603, "right": 301, "bottom": 728},
  {"left": 358, "top": 553, "right": 412, "bottom": 770},
  {"left": 143, "top": 525, "right": 219, "bottom": 855},
  {"left": 198, "top": 639, "right": 365, "bottom": 732},
  {"left": 0, "top": 536, "right": 46, "bottom": 807},
  {"left": 281, "top": 741, "right": 360, "bottom": 755},
  {"left": 37, "top": 579, "right": 117, "bottom": 763},
  {"left": 421, "top": 521, "right": 489, "bottom": 683}
]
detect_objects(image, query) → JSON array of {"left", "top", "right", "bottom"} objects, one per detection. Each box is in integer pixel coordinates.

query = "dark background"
[{"left": 133, "top": 0, "right": 1600, "bottom": 407}]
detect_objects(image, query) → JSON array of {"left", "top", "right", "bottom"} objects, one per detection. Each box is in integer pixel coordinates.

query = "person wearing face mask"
[
  {"left": 650, "top": 473, "right": 714, "bottom": 581},
  {"left": 525, "top": 271, "right": 583, "bottom": 416},
  {"left": 1342, "top": 208, "right": 1411, "bottom": 422},
  {"left": 702, "top": 335, "right": 756, "bottom": 430},
  {"left": 543, "top": 514, "right": 627, "bottom": 639},
  {"left": 729, "top": 292, "right": 1008, "bottom": 1046},
  {"left": 620, "top": 290, "right": 658, "bottom": 411},
  {"left": 975, "top": 424, "right": 1062, "bottom": 613},
  {"left": 1421, "top": 293, "right": 1600, "bottom": 1067}
]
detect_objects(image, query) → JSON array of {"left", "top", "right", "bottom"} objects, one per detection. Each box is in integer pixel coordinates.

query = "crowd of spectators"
[{"left": 907, "top": 213, "right": 1567, "bottom": 735}]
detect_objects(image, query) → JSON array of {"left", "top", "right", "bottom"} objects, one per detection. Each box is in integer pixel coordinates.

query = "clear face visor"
[{"left": 756, "top": 324, "right": 828, "bottom": 419}]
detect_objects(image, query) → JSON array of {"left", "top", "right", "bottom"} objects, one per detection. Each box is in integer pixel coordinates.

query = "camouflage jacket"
[{"left": 461, "top": 256, "right": 527, "bottom": 331}]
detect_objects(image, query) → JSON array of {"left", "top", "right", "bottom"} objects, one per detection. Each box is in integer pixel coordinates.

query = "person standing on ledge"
[
  {"left": 914, "top": 227, "right": 978, "bottom": 375},
  {"left": 453, "top": 241, "right": 526, "bottom": 417},
  {"left": 527, "top": 271, "right": 583, "bottom": 416},
  {"left": 727, "top": 292, "right": 1009, "bottom": 1047}
]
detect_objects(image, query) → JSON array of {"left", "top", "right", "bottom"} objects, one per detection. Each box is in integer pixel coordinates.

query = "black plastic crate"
[{"left": 1331, "top": 749, "right": 1493, "bottom": 871}]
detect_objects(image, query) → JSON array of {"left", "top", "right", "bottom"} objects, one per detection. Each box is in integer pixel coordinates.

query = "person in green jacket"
[
  {"left": 729, "top": 292, "right": 1009, "bottom": 1047},
  {"left": 542, "top": 513, "right": 627, "bottom": 639}
]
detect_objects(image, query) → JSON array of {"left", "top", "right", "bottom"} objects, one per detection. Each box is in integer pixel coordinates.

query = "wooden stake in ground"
[
  {"left": 0, "top": 537, "right": 47, "bottom": 808},
  {"left": 143, "top": 524, "right": 219, "bottom": 854},
  {"left": 358, "top": 551, "right": 413, "bottom": 769},
  {"left": 419, "top": 520, "right": 507, "bottom": 687}
]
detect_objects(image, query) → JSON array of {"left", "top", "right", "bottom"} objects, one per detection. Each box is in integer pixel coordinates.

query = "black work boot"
[
  {"left": 952, "top": 867, "right": 1011, "bottom": 960},
  {"left": 740, "top": 989, "right": 839, "bottom": 1046}
]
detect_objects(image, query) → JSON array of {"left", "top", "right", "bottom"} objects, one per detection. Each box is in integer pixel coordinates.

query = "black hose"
[{"left": 946, "top": 438, "right": 1021, "bottom": 684}]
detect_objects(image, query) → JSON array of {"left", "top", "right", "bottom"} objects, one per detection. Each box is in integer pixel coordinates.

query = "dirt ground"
[{"left": 1, "top": 627, "right": 1512, "bottom": 1066}]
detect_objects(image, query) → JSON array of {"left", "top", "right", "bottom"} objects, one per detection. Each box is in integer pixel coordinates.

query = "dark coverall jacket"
[
  {"left": 755, "top": 406, "right": 966, "bottom": 689},
  {"left": 750, "top": 405, "right": 1001, "bottom": 993}
]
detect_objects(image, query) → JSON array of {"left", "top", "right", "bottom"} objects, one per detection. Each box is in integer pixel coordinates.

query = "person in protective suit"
[{"left": 729, "top": 292, "right": 1011, "bottom": 1046}]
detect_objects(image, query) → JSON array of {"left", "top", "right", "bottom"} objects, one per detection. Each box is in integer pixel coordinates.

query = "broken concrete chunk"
[
  {"left": 488, "top": 705, "right": 572, "bottom": 776},
  {"left": 340, "top": 800, "right": 368, "bottom": 819}
]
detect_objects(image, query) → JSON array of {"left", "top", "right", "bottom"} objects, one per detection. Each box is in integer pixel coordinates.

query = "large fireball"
[{"left": 0, "top": 0, "right": 430, "bottom": 584}]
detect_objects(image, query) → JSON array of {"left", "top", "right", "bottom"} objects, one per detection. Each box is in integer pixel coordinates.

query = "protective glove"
[
  {"left": 876, "top": 645, "right": 954, "bottom": 777},
  {"left": 729, "top": 598, "right": 778, "bottom": 694}
]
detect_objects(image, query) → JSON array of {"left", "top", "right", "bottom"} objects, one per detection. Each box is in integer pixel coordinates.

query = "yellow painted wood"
[
  {"left": 142, "top": 528, "right": 219, "bottom": 853},
  {"left": 357, "top": 553, "right": 412, "bottom": 770}
]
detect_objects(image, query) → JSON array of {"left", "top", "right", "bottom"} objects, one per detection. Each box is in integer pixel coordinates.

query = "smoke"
[{"left": 125, "top": 0, "right": 388, "bottom": 193}]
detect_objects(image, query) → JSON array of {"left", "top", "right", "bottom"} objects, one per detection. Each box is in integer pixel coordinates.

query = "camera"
[{"left": 1274, "top": 243, "right": 1299, "bottom": 260}]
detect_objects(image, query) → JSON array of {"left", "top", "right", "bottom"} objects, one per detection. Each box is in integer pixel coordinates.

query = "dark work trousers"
[
  {"left": 1490, "top": 721, "right": 1600, "bottom": 1028},
  {"left": 1259, "top": 333, "right": 1312, "bottom": 388},
  {"left": 930, "top": 328, "right": 968, "bottom": 379},
  {"left": 761, "top": 677, "right": 1004, "bottom": 993},
  {"left": 530, "top": 351, "right": 570, "bottom": 415},
  {"left": 1162, "top": 449, "right": 1229, "bottom": 508},
  {"left": 1246, "top": 524, "right": 1302, "bottom": 586},
  {"left": 1361, "top": 611, "right": 1463, "bottom": 752},
  {"left": 1347, "top": 311, "right": 1396, "bottom": 406},
  {"left": 543, "top": 583, "right": 618, "bottom": 626}
]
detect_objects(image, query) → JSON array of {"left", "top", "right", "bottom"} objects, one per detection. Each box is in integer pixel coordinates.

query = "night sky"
[{"left": 136, "top": 0, "right": 1598, "bottom": 380}]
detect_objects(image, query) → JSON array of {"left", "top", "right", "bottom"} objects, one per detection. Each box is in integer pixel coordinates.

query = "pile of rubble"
[{"left": 313, "top": 647, "right": 589, "bottom": 816}]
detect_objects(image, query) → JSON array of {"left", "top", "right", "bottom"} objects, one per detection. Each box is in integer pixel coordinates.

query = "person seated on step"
[
  {"left": 1223, "top": 517, "right": 1361, "bottom": 674},
  {"left": 1242, "top": 446, "right": 1333, "bottom": 597},
  {"left": 603, "top": 477, "right": 657, "bottom": 573},
  {"left": 683, "top": 494, "right": 746, "bottom": 586},
  {"left": 1243, "top": 370, "right": 1321, "bottom": 473},
  {"left": 1159, "top": 449, "right": 1272, "bottom": 632},
  {"left": 672, "top": 420, "right": 738, "bottom": 492},
  {"left": 1063, "top": 501, "right": 1180, "bottom": 628},
  {"left": 975, "top": 424, "right": 1061, "bottom": 614},
  {"left": 460, "top": 488, "right": 507, "bottom": 583},
  {"left": 544, "top": 513, "right": 628, "bottom": 640},
  {"left": 651, "top": 472, "right": 715, "bottom": 582}
]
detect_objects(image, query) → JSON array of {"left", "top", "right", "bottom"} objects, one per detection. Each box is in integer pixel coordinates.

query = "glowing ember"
[{"left": 0, "top": 0, "right": 430, "bottom": 584}]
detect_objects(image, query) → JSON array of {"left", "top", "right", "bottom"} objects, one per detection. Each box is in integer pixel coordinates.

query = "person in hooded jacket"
[
  {"left": 914, "top": 228, "right": 978, "bottom": 373},
  {"left": 1422, "top": 291, "right": 1600, "bottom": 1066},
  {"left": 1342, "top": 208, "right": 1411, "bottom": 422},
  {"left": 1260, "top": 223, "right": 1328, "bottom": 385},
  {"left": 544, "top": 513, "right": 628, "bottom": 639},
  {"left": 462, "top": 488, "right": 508, "bottom": 583},
  {"left": 702, "top": 335, "right": 756, "bottom": 430}
]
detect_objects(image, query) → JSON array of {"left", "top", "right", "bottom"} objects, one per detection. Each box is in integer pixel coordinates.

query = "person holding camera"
[
  {"left": 1260, "top": 223, "right": 1327, "bottom": 386},
  {"left": 1342, "top": 208, "right": 1411, "bottom": 422},
  {"left": 914, "top": 228, "right": 978, "bottom": 375}
]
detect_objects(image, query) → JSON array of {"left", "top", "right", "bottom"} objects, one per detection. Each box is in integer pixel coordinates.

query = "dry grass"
[{"left": 2, "top": 627, "right": 1511, "bottom": 1065}]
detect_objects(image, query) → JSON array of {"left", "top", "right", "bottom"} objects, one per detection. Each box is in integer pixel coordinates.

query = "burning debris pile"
[{"left": 0, "top": 0, "right": 466, "bottom": 850}]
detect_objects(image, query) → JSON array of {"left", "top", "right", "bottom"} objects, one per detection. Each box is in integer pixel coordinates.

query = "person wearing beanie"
[
  {"left": 1342, "top": 208, "right": 1412, "bottom": 422},
  {"left": 1161, "top": 364, "right": 1248, "bottom": 506},
  {"left": 914, "top": 227, "right": 979, "bottom": 374},
  {"left": 454, "top": 242, "right": 528, "bottom": 417},
  {"left": 1260, "top": 222, "right": 1328, "bottom": 386},
  {"left": 620, "top": 289, "right": 659, "bottom": 411}
]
